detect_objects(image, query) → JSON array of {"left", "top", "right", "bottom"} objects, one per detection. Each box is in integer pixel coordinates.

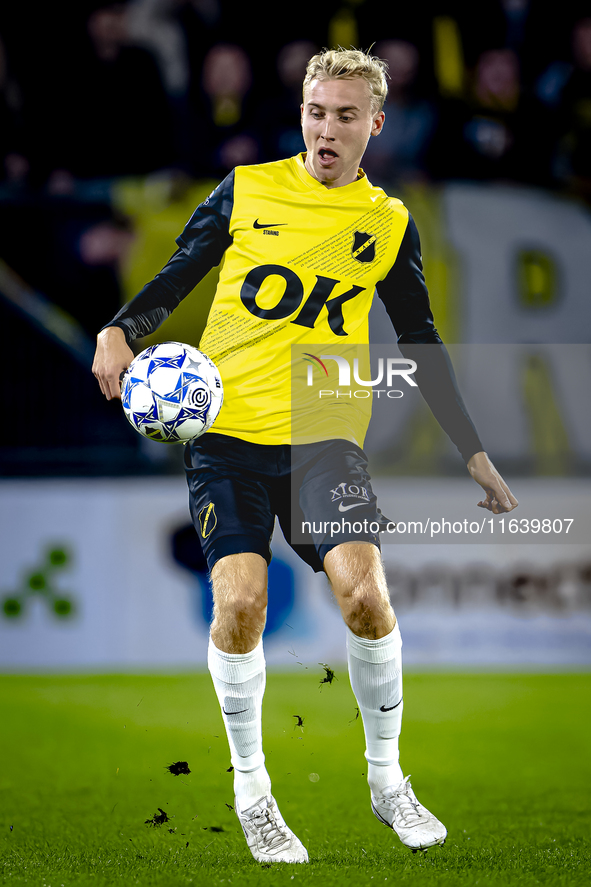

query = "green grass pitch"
[{"left": 1, "top": 671, "right": 590, "bottom": 886}]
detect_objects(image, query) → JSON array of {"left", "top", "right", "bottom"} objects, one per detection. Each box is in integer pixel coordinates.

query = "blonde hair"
[{"left": 303, "top": 48, "right": 389, "bottom": 113}]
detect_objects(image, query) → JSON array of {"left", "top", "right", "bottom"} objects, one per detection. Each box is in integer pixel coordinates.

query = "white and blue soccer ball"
[{"left": 121, "top": 342, "right": 223, "bottom": 443}]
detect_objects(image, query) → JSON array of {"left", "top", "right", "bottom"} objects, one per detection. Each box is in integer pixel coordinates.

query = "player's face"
[{"left": 301, "top": 77, "right": 384, "bottom": 188}]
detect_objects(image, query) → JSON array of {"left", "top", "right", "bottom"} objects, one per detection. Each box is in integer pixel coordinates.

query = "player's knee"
[
  {"left": 325, "top": 541, "right": 383, "bottom": 587},
  {"left": 210, "top": 588, "right": 267, "bottom": 653},
  {"left": 344, "top": 586, "right": 393, "bottom": 638},
  {"left": 213, "top": 583, "right": 267, "bottom": 621}
]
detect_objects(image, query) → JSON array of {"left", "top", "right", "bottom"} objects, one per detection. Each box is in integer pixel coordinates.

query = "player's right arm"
[{"left": 93, "top": 172, "right": 235, "bottom": 400}]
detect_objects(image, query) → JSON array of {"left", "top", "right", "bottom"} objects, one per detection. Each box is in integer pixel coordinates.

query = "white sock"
[
  {"left": 207, "top": 635, "right": 271, "bottom": 808},
  {"left": 346, "top": 622, "right": 404, "bottom": 795}
]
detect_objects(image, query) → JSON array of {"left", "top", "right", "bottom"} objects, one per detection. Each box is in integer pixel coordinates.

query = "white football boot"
[
  {"left": 235, "top": 795, "right": 309, "bottom": 863},
  {"left": 371, "top": 776, "right": 447, "bottom": 851}
]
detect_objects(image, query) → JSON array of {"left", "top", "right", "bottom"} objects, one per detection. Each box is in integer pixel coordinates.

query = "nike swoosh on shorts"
[{"left": 338, "top": 501, "right": 367, "bottom": 512}]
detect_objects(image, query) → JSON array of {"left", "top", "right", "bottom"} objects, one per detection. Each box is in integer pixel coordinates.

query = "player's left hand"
[{"left": 467, "top": 451, "right": 518, "bottom": 514}]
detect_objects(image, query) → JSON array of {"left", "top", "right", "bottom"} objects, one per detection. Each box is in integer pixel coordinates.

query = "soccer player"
[{"left": 93, "top": 49, "right": 518, "bottom": 863}]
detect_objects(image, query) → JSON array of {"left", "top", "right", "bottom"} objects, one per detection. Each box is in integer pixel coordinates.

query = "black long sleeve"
[{"left": 376, "top": 215, "right": 483, "bottom": 463}]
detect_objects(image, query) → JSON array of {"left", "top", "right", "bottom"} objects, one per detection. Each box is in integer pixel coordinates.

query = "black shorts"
[{"left": 184, "top": 433, "right": 390, "bottom": 573}]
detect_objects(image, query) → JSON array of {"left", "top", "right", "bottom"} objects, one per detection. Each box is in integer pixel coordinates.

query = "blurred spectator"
[
  {"left": 474, "top": 47, "right": 521, "bottom": 110},
  {"left": 361, "top": 39, "right": 437, "bottom": 189},
  {"left": 256, "top": 40, "right": 317, "bottom": 162},
  {"left": 454, "top": 1, "right": 533, "bottom": 63},
  {"left": 447, "top": 0, "right": 560, "bottom": 87},
  {"left": 126, "top": 0, "right": 194, "bottom": 170},
  {"left": 194, "top": 42, "right": 260, "bottom": 174},
  {"left": 43, "top": 3, "right": 175, "bottom": 182},
  {"left": 430, "top": 47, "right": 546, "bottom": 185},
  {"left": 202, "top": 42, "right": 252, "bottom": 127},
  {"left": 498, "top": 0, "right": 531, "bottom": 50},
  {"left": 356, "top": 2, "right": 436, "bottom": 94},
  {"left": 127, "top": 0, "right": 190, "bottom": 97},
  {"left": 78, "top": 215, "right": 135, "bottom": 272}
]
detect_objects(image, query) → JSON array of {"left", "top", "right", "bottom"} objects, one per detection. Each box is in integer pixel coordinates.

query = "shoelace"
[
  {"left": 380, "top": 778, "right": 427, "bottom": 825},
  {"left": 250, "top": 806, "right": 290, "bottom": 850}
]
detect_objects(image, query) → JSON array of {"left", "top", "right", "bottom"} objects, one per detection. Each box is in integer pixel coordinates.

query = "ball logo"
[{"left": 188, "top": 384, "right": 211, "bottom": 409}]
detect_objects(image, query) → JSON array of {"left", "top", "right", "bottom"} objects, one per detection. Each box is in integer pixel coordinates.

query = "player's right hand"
[{"left": 92, "top": 326, "right": 134, "bottom": 400}]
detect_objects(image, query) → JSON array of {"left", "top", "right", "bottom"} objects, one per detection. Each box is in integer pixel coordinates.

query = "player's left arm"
[
  {"left": 376, "top": 213, "right": 518, "bottom": 511},
  {"left": 466, "top": 451, "right": 518, "bottom": 513}
]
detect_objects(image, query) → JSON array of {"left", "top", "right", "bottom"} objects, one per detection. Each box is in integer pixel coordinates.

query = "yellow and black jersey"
[{"left": 106, "top": 153, "right": 482, "bottom": 459}]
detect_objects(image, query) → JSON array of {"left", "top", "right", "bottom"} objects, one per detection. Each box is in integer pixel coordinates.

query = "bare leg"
[
  {"left": 323, "top": 541, "right": 396, "bottom": 638},
  {"left": 210, "top": 552, "right": 268, "bottom": 653}
]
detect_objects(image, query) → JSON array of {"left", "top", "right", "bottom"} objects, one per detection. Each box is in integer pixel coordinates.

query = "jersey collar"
[{"left": 292, "top": 153, "right": 371, "bottom": 201}]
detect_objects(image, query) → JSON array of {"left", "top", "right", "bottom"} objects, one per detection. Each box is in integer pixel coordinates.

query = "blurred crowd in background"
[
  {"left": 1, "top": 0, "right": 591, "bottom": 194},
  {"left": 1, "top": 0, "right": 590, "bottom": 476}
]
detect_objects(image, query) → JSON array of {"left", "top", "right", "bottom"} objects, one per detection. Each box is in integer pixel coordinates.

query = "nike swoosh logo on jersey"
[
  {"left": 338, "top": 500, "right": 367, "bottom": 512},
  {"left": 253, "top": 219, "right": 287, "bottom": 229},
  {"left": 379, "top": 698, "right": 403, "bottom": 712}
]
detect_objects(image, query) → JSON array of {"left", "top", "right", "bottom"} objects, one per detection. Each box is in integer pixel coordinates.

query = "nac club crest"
[{"left": 352, "top": 230, "right": 377, "bottom": 263}]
